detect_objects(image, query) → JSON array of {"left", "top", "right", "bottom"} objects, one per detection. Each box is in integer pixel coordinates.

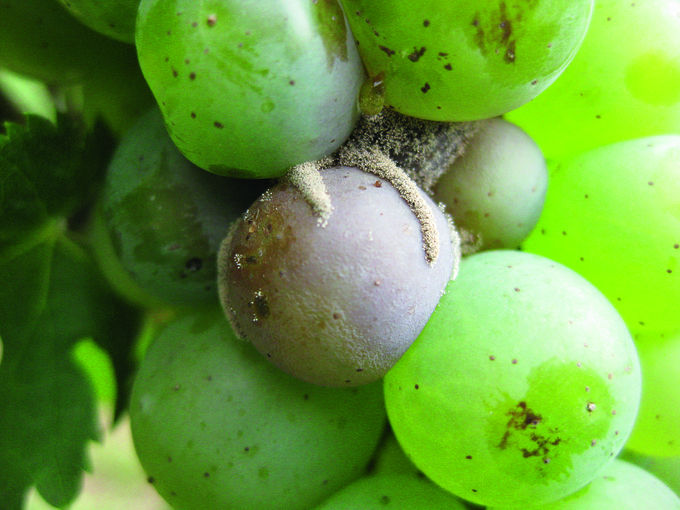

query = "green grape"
[
  {"left": 313, "top": 474, "right": 467, "bottom": 510},
  {"left": 384, "top": 250, "right": 641, "bottom": 508},
  {"left": 522, "top": 136, "right": 680, "bottom": 334},
  {"left": 370, "top": 431, "right": 421, "bottom": 478},
  {"left": 135, "top": 0, "right": 364, "bottom": 178},
  {"left": 338, "top": 0, "right": 593, "bottom": 121},
  {"left": 488, "top": 459, "right": 680, "bottom": 509},
  {"left": 129, "top": 309, "right": 386, "bottom": 510},
  {"left": 57, "top": 0, "right": 139, "bottom": 43},
  {"left": 507, "top": 0, "right": 680, "bottom": 160},
  {"left": 625, "top": 331, "right": 680, "bottom": 457},
  {"left": 620, "top": 450, "right": 680, "bottom": 497},
  {"left": 0, "top": 0, "right": 137, "bottom": 85},
  {"left": 93, "top": 108, "right": 262, "bottom": 308},
  {"left": 433, "top": 118, "right": 548, "bottom": 249}
]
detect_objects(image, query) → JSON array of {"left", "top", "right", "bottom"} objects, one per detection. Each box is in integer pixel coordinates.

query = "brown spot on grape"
[
  {"left": 379, "top": 45, "right": 395, "bottom": 57},
  {"left": 408, "top": 46, "right": 427, "bottom": 62},
  {"left": 444, "top": 63, "right": 453, "bottom": 70},
  {"left": 207, "top": 14, "right": 217, "bottom": 26},
  {"left": 421, "top": 82, "right": 430, "bottom": 93},
  {"left": 214, "top": 121, "right": 224, "bottom": 129},
  {"left": 489, "top": 355, "right": 496, "bottom": 361},
  {"left": 189, "top": 72, "right": 196, "bottom": 80},
  {"left": 423, "top": 19, "right": 430, "bottom": 27}
]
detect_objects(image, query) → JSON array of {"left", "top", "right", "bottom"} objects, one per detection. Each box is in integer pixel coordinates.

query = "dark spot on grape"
[
  {"left": 562, "top": 231, "right": 567, "bottom": 236},
  {"left": 266, "top": 352, "right": 271, "bottom": 358},
  {"left": 207, "top": 14, "right": 217, "bottom": 26},
  {"left": 414, "top": 384, "right": 419, "bottom": 389},
  {"left": 173, "top": 384, "right": 180, "bottom": 391},
  {"left": 185, "top": 257, "right": 203, "bottom": 272},
  {"left": 511, "top": 358, "right": 518, "bottom": 364},
  {"left": 648, "top": 181, "right": 655, "bottom": 186},
  {"left": 345, "top": 379, "right": 351, "bottom": 383},
  {"left": 667, "top": 269, "right": 673, "bottom": 274},
  {"left": 514, "top": 287, "right": 520, "bottom": 292},
  {"left": 407, "top": 46, "right": 427, "bottom": 62},
  {"left": 423, "top": 19, "right": 430, "bottom": 27},
  {"left": 674, "top": 244, "right": 679, "bottom": 249},
  {"left": 472, "top": 489, "right": 478, "bottom": 493},
  {"left": 190, "top": 112, "right": 196, "bottom": 119},
  {"left": 172, "top": 68, "right": 178, "bottom": 78},
  {"left": 596, "top": 114, "right": 601, "bottom": 119},
  {"left": 189, "top": 72, "right": 196, "bottom": 80},
  {"left": 466, "top": 455, "right": 472, "bottom": 459},
  {"left": 168, "top": 456, "right": 173, "bottom": 463},
  {"left": 214, "top": 121, "right": 224, "bottom": 129},
  {"left": 543, "top": 458, "right": 551, "bottom": 464},
  {"left": 590, "top": 439, "right": 597, "bottom": 447},
  {"left": 586, "top": 402, "right": 596, "bottom": 412},
  {"left": 421, "top": 82, "right": 430, "bottom": 93},
  {"left": 489, "top": 355, "right": 496, "bottom": 360},
  {"left": 374, "top": 180, "right": 382, "bottom": 187},
  {"left": 244, "top": 446, "right": 250, "bottom": 452},
  {"left": 147, "top": 476, "right": 155, "bottom": 484},
  {"left": 379, "top": 45, "right": 396, "bottom": 57},
  {"left": 289, "top": 80, "right": 295, "bottom": 86},
  {"left": 333, "top": 313, "right": 341, "bottom": 320},
  {"left": 380, "top": 495, "right": 390, "bottom": 504},
  {"left": 444, "top": 63, "right": 453, "bottom": 71},
  {"left": 531, "top": 79, "right": 538, "bottom": 85},
  {"left": 356, "top": 368, "right": 363, "bottom": 372},
  {"left": 203, "top": 472, "right": 210, "bottom": 478},
  {"left": 303, "top": 393, "right": 309, "bottom": 400},
  {"left": 245, "top": 255, "right": 257, "bottom": 264},
  {"left": 252, "top": 293, "right": 270, "bottom": 320}
]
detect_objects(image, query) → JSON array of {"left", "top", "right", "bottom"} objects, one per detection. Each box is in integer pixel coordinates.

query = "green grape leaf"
[
  {"left": 0, "top": 227, "right": 140, "bottom": 509},
  {"left": 0, "top": 114, "right": 114, "bottom": 253}
]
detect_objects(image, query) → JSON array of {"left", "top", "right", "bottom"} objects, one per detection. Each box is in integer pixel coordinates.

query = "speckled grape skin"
[
  {"left": 488, "top": 459, "right": 680, "bottom": 510},
  {"left": 384, "top": 250, "right": 641, "bottom": 508},
  {"left": 218, "top": 166, "right": 456, "bottom": 387},
  {"left": 129, "top": 309, "right": 386, "bottom": 510},
  {"left": 507, "top": 0, "right": 680, "bottom": 160},
  {"left": 338, "top": 0, "right": 593, "bottom": 121},
  {"left": 522, "top": 136, "right": 680, "bottom": 335},
  {"left": 135, "top": 0, "right": 365, "bottom": 178},
  {"left": 625, "top": 331, "right": 680, "bottom": 457},
  {"left": 57, "top": 0, "right": 139, "bottom": 43},
  {"left": 313, "top": 474, "right": 468, "bottom": 510},
  {"left": 0, "top": 0, "right": 137, "bottom": 84},
  {"left": 433, "top": 118, "right": 547, "bottom": 249},
  {"left": 95, "top": 108, "right": 263, "bottom": 308}
]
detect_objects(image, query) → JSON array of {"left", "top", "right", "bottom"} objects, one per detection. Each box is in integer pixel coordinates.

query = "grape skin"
[
  {"left": 384, "top": 250, "right": 641, "bottom": 507},
  {"left": 433, "top": 118, "right": 548, "bottom": 250},
  {"left": 219, "top": 166, "right": 456, "bottom": 387},
  {"left": 130, "top": 309, "right": 387, "bottom": 510}
]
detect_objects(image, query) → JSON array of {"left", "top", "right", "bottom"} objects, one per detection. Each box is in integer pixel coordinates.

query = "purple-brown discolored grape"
[{"left": 218, "top": 166, "right": 457, "bottom": 386}]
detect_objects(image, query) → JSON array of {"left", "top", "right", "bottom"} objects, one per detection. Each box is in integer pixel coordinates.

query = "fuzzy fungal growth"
[{"left": 218, "top": 166, "right": 456, "bottom": 387}]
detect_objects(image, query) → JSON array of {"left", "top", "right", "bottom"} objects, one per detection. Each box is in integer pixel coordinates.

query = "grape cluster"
[{"left": 2, "top": 0, "right": 679, "bottom": 509}]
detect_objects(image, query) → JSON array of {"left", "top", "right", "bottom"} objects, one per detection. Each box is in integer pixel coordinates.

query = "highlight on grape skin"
[
  {"left": 433, "top": 117, "right": 548, "bottom": 250},
  {"left": 384, "top": 250, "right": 642, "bottom": 508},
  {"left": 218, "top": 165, "right": 457, "bottom": 387}
]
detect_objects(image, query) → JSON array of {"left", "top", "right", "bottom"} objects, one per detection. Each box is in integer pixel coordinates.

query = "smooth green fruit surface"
[
  {"left": 620, "top": 450, "right": 680, "bottom": 497},
  {"left": 314, "top": 474, "right": 467, "bottom": 510},
  {"left": 384, "top": 250, "right": 641, "bottom": 507},
  {"left": 625, "top": 331, "right": 680, "bottom": 457},
  {"left": 339, "top": 0, "right": 593, "bottom": 121},
  {"left": 130, "top": 309, "right": 387, "bottom": 510},
  {"left": 57, "top": 0, "right": 139, "bottom": 43},
  {"left": 507, "top": 0, "right": 680, "bottom": 159},
  {"left": 136, "top": 0, "right": 364, "bottom": 178},
  {"left": 489, "top": 459, "right": 680, "bottom": 509},
  {"left": 522, "top": 136, "right": 680, "bottom": 335}
]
